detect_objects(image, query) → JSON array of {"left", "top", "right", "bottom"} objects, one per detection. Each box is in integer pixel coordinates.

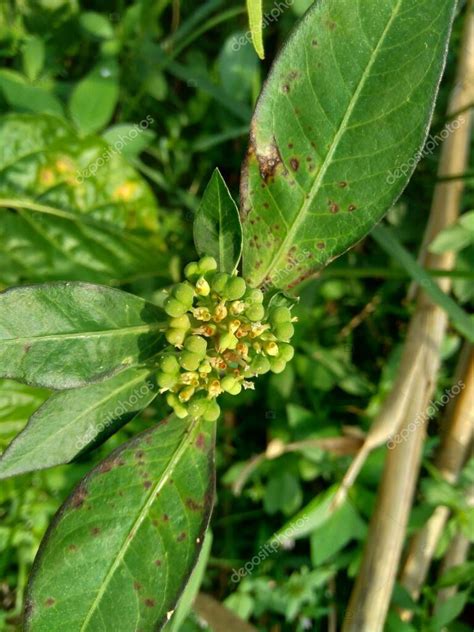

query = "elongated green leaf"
[
  {"left": 0, "top": 283, "right": 165, "bottom": 389},
  {"left": 0, "top": 379, "right": 48, "bottom": 450},
  {"left": 246, "top": 0, "right": 264, "bottom": 59},
  {"left": 69, "top": 61, "right": 120, "bottom": 134},
  {"left": 0, "top": 113, "right": 168, "bottom": 286},
  {"left": 0, "top": 367, "right": 158, "bottom": 479},
  {"left": 240, "top": 0, "right": 456, "bottom": 290},
  {"left": 372, "top": 225, "right": 474, "bottom": 342},
  {"left": 194, "top": 169, "right": 242, "bottom": 273},
  {"left": 25, "top": 415, "right": 216, "bottom": 632}
]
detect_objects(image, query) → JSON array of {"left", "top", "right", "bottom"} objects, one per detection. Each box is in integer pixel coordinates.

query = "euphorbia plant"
[{"left": 0, "top": 0, "right": 457, "bottom": 629}]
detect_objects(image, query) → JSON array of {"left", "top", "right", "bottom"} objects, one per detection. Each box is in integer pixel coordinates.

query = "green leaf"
[
  {"left": 25, "top": 415, "right": 216, "bottom": 632},
  {"left": 246, "top": 0, "right": 264, "bottom": 60},
  {"left": 436, "top": 562, "right": 474, "bottom": 588},
  {"left": 0, "top": 70, "right": 63, "bottom": 117},
  {"left": 102, "top": 122, "right": 156, "bottom": 160},
  {"left": 0, "top": 283, "right": 165, "bottom": 389},
  {"left": 431, "top": 592, "right": 468, "bottom": 629},
  {"left": 79, "top": 11, "right": 114, "bottom": 40},
  {"left": 0, "top": 367, "right": 158, "bottom": 479},
  {"left": 0, "top": 379, "right": 48, "bottom": 451},
  {"left": 69, "top": 61, "right": 120, "bottom": 134},
  {"left": 310, "top": 500, "right": 366, "bottom": 565},
  {"left": 22, "top": 36, "right": 46, "bottom": 81},
  {"left": 0, "top": 113, "right": 168, "bottom": 286},
  {"left": 240, "top": 0, "right": 456, "bottom": 290},
  {"left": 372, "top": 225, "right": 474, "bottom": 342},
  {"left": 194, "top": 168, "right": 243, "bottom": 274}
]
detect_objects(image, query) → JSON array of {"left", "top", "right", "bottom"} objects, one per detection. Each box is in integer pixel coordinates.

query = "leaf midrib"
[
  {"left": 0, "top": 323, "right": 164, "bottom": 344},
  {"left": 256, "top": 0, "right": 404, "bottom": 285},
  {"left": 78, "top": 416, "right": 202, "bottom": 631}
]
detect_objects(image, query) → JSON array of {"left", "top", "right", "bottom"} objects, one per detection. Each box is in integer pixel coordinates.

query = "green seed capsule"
[
  {"left": 270, "top": 306, "right": 292, "bottom": 324},
  {"left": 164, "top": 297, "right": 188, "bottom": 318},
  {"left": 218, "top": 331, "right": 238, "bottom": 352},
  {"left": 221, "top": 375, "right": 242, "bottom": 395},
  {"left": 179, "top": 350, "right": 202, "bottom": 371},
  {"left": 188, "top": 395, "right": 209, "bottom": 418},
  {"left": 198, "top": 256, "right": 218, "bottom": 274},
  {"left": 157, "top": 372, "right": 178, "bottom": 389},
  {"left": 169, "top": 315, "right": 191, "bottom": 330},
  {"left": 165, "top": 327, "right": 186, "bottom": 346},
  {"left": 160, "top": 355, "right": 180, "bottom": 374},
  {"left": 172, "top": 282, "right": 194, "bottom": 306},
  {"left": 184, "top": 335, "right": 207, "bottom": 356},
  {"left": 270, "top": 358, "right": 287, "bottom": 374},
  {"left": 279, "top": 344, "right": 295, "bottom": 362},
  {"left": 166, "top": 393, "right": 188, "bottom": 419},
  {"left": 250, "top": 355, "right": 271, "bottom": 375},
  {"left": 211, "top": 272, "right": 229, "bottom": 294},
  {"left": 224, "top": 276, "right": 246, "bottom": 300},
  {"left": 184, "top": 261, "right": 199, "bottom": 281},
  {"left": 245, "top": 303, "right": 265, "bottom": 322},
  {"left": 203, "top": 400, "right": 221, "bottom": 421},
  {"left": 244, "top": 288, "right": 264, "bottom": 304},
  {"left": 274, "top": 322, "right": 294, "bottom": 342}
]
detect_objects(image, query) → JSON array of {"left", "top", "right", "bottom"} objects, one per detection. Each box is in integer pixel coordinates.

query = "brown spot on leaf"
[
  {"left": 317, "top": 241, "right": 326, "bottom": 250},
  {"left": 44, "top": 598, "right": 55, "bottom": 607},
  {"left": 70, "top": 487, "right": 88, "bottom": 509},
  {"left": 312, "top": 38, "right": 318, "bottom": 46},
  {"left": 177, "top": 532, "right": 187, "bottom": 542},
  {"left": 186, "top": 498, "right": 202, "bottom": 511},
  {"left": 154, "top": 559, "right": 162, "bottom": 566},
  {"left": 23, "top": 343, "right": 31, "bottom": 353},
  {"left": 195, "top": 433, "right": 206, "bottom": 451},
  {"left": 133, "top": 582, "right": 142, "bottom": 591},
  {"left": 339, "top": 181, "right": 348, "bottom": 188},
  {"left": 67, "top": 544, "right": 78, "bottom": 553},
  {"left": 282, "top": 84, "right": 290, "bottom": 94},
  {"left": 144, "top": 598, "right": 156, "bottom": 608},
  {"left": 348, "top": 204, "right": 357, "bottom": 212},
  {"left": 290, "top": 158, "right": 299, "bottom": 171},
  {"left": 163, "top": 514, "right": 170, "bottom": 522},
  {"left": 143, "top": 481, "right": 152, "bottom": 490},
  {"left": 91, "top": 527, "right": 101, "bottom": 537},
  {"left": 329, "top": 202, "right": 339, "bottom": 214}
]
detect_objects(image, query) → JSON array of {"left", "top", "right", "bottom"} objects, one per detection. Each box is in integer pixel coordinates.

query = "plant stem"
[{"left": 341, "top": 4, "right": 474, "bottom": 629}]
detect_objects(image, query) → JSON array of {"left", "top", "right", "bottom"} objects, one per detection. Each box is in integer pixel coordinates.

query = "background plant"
[{"left": 0, "top": 1, "right": 473, "bottom": 631}]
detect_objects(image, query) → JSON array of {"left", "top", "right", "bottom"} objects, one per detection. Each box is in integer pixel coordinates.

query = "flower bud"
[
  {"left": 208, "top": 379, "right": 222, "bottom": 397},
  {"left": 229, "top": 301, "right": 246, "bottom": 315},
  {"left": 179, "top": 350, "right": 202, "bottom": 371},
  {"left": 164, "top": 297, "right": 187, "bottom": 318},
  {"left": 195, "top": 276, "right": 210, "bottom": 296},
  {"left": 184, "top": 335, "right": 207, "bottom": 356},
  {"left": 178, "top": 386, "right": 195, "bottom": 402},
  {"left": 181, "top": 372, "right": 199, "bottom": 385},
  {"left": 224, "top": 277, "right": 246, "bottom": 300},
  {"left": 228, "top": 319, "right": 241, "bottom": 334},
  {"left": 192, "top": 307, "right": 211, "bottom": 321},
  {"left": 274, "top": 322, "right": 294, "bottom": 342},
  {"left": 264, "top": 341, "right": 279, "bottom": 357},
  {"left": 236, "top": 342, "right": 249, "bottom": 357},
  {"left": 172, "top": 282, "right": 194, "bottom": 306},
  {"left": 213, "top": 302, "right": 228, "bottom": 322},
  {"left": 245, "top": 303, "right": 265, "bottom": 322}
]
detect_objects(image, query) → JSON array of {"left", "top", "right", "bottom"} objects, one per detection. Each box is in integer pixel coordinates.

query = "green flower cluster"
[{"left": 157, "top": 256, "right": 296, "bottom": 421}]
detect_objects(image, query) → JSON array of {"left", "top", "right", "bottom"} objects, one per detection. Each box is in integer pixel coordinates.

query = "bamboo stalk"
[
  {"left": 194, "top": 593, "right": 258, "bottom": 632},
  {"left": 398, "top": 344, "right": 473, "bottom": 619},
  {"left": 341, "top": 4, "right": 474, "bottom": 630}
]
